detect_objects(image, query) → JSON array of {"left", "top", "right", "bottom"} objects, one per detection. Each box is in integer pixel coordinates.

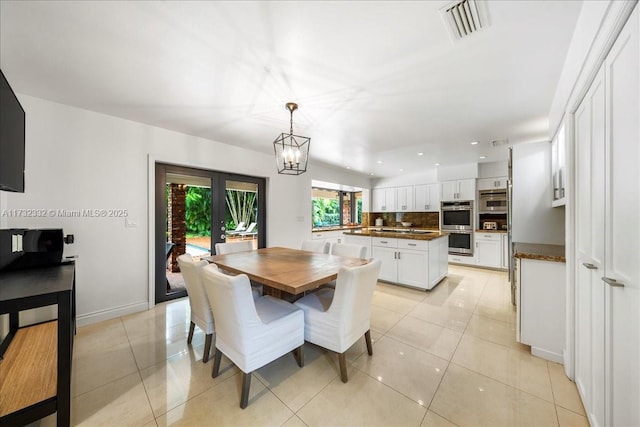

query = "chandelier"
[{"left": 273, "top": 102, "right": 310, "bottom": 175}]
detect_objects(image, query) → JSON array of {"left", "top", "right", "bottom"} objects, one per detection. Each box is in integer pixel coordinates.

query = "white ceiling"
[{"left": 0, "top": 1, "right": 582, "bottom": 178}]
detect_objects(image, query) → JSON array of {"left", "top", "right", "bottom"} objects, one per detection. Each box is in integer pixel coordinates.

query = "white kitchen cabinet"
[
  {"left": 371, "top": 236, "right": 447, "bottom": 290},
  {"left": 475, "top": 232, "right": 501, "bottom": 269},
  {"left": 573, "top": 9, "right": 639, "bottom": 427},
  {"left": 343, "top": 234, "right": 371, "bottom": 259},
  {"left": 311, "top": 230, "right": 343, "bottom": 247},
  {"left": 413, "top": 183, "right": 440, "bottom": 212},
  {"left": 395, "top": 186, "right": 413, "bottom": 212},
  {"left": 441, "top": 179, "right": 475, "bottom": 201},
  {"left": 371, "top": 188, "right": 396, "bottom": 212},
  {"left": 518, "top": 258, "right": 566, "bottom": 362},
  {"left": 477, "top": 177, "right": 507, "bottom": 191}
]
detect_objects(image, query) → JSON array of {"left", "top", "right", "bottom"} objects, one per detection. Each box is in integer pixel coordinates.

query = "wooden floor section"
[{"left": 0, "top": 321, "right": 57, "bottom": 417}]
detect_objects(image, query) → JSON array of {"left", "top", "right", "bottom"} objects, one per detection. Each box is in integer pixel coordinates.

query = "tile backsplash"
[{"left": 364, "top": 212, "right": 439, "bottom": 229}]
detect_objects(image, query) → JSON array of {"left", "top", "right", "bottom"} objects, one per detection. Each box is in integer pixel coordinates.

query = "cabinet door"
[
  {"left": 372, "top": 188, "right": 386, "bottom": 211},
  {"left": 397, "top": 249, "right": 428, "bottom": 289},
  {"left": 439, "top": 236, "right": 449, "bottom": 278},
  {"left": 457, "top": 179, "right": 476, "bottom": 200},
  {"left": 604, "top": 11, "right": 639, "bottom": 426},
  {"left": 476, "top": 239, "right": 501, "bottom": 268},
  {"left": 441, "top": 181, "right": 457, "bottom": 201},
  {"left": 413, "top": 185, "right": 429, "bottom": 211},
  {"left": 396, "top": 186, "right": 412, "bottom": 211},
  {"left": 372, "top": 246, "right": 397, "bottom": 282},
  {"left": 428, "top": 240, "right": 440, "bottom": 287},
  {"left": 384, "top": 188, "right": 396, "bottom": 212},
  {"left": 428, "top": 183, "right": 441, "bottom": 211},
  {"left": 501, "top": 234, "right": 509, "bottom": 269}
]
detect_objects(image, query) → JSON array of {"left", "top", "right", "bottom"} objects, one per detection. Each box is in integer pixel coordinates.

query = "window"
[{"left": 312, "top": 188, "right": 362, "bottom": 228}]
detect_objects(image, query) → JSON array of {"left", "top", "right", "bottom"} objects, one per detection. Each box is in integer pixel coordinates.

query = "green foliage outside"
[
  {"left": 226, "top": 190, "right": 257, "bottom": 232},
  {"left": 185, "top": 186, "right": 211, "bottom": 236},
  {"left": 312, "top": 197, "right": 340, "bottom": 227}
]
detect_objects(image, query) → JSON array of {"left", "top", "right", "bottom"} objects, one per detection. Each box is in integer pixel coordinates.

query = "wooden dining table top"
[{"left": 203, "top": 246, "right": 369, "bottom": 295}]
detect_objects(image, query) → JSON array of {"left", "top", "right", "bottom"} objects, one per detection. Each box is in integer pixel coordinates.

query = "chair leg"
[
  {"left": 338, "top": 352, "right": 348, "bottom": 383},
  {"left": 240, "top": 372, "right": 252, "bottom": 409},
  {"left": 187, "top": 321, "right": 195, "bottom": 344},
  {"left": 211, "top": 348, "right": 222, "bottom": 378},
  {"left": 365, "top": 329, "right": 373, "bottom": 356},
  {"left": 293, "top": 344, "right": 304, "bottom": 367},
  {"left": 203, "top": 333, "right": 213, "bottom": 363}
]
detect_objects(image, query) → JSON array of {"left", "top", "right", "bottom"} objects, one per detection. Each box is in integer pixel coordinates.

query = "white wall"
[
  {"left": 2, "top": 94, "right": 370, "bottom": 325},
  {"left": 478, "top": 161, "right": 508, "bottom": 178},
  {"left": 511, "top": 140, "right": 565, "bottom": 245}
]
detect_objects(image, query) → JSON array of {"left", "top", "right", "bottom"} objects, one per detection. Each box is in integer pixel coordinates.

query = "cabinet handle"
[
  {"left": 425, "top": 204, "right": 429, "bottom": 209},
  {"left": 582, "top": 262, "right": 597, "bottom": 270},
  {"left": 380, "top": 240, "right": 388, "bottom": 244},
  {"left": 408, "top": 243, "right": 416, "bottom": 246},
  {"left": 602, "top": 276, "right": 624, "bottom": 288},
  {"left": 397, "top": 252, "right": 400, "bottom": 259}
]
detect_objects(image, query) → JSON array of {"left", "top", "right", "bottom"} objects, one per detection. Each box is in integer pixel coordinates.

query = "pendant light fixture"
[{"left": 273, "top": 102, "right": 310, "bottom": 175}]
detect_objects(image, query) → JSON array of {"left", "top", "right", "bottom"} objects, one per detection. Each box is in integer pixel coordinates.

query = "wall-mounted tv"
[{"left": 0, "top": 69, "right": 26, "bottom": 193}]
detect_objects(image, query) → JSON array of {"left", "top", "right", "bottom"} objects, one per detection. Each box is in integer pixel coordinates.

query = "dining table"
[{"left": 203, "top": 246, "right": 369, "bottom": 299}]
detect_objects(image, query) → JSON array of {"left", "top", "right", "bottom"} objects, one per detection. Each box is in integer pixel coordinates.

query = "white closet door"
[
  {"left": 574, "top": 66, "right": 606, "bottom": 427},
  {"left": 603, "top": 7, "right": 639, "bottom": 426}
]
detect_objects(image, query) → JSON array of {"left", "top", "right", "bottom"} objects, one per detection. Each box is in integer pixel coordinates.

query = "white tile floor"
[{"left": 39, "top": 265, "right": 588, "bottom": 426}]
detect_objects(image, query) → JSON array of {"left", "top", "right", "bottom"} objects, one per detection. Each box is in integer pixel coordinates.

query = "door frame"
[{"left": 149, "top": 157, "right": 267, "bottom": 306}]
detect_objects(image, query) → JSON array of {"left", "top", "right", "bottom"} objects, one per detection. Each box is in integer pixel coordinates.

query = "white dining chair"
[
  {"left": 294, "top": 259, "right": 381, "bottom": 382},
  {"left": 176, "top": 254, "right": 215, "bottom": 363},
  {"left": 215, "top": 240, "right": 253, "bottom": 255},
  {"left": 201, "top": 265, "right": 305, "bottom": 408},
  {"left": 330, "top": 243, "right": 367, "bottom": 258},
  {"left": 214, "top": 240, "right": 262, "bottom": 297},
  {"left": 301, "top": 240, "right": 330, "bottom": 254}
]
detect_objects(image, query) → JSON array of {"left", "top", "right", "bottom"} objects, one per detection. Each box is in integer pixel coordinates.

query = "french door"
[{"left": 154, "top": 163, "right": 266, "bottom": 303}]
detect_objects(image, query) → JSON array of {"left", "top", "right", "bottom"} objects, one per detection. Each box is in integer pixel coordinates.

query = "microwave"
[{"left": 478, "top": 190, "right": 507, "bottom": 213}]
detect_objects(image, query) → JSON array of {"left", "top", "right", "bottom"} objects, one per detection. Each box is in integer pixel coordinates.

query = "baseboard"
[
  {"left": 531, "top": 346, "right": 564, "bottom": 364},
  {"left": 76, "top": 301, "right": 149, "bottom": 327}
]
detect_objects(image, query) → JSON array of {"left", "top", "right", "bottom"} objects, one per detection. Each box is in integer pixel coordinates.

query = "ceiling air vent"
[
  {"left": 440, "top": 0, "right": 489, "bottom": 41},
  {"left": 491, "top": 139, "right": 509, "bottom": 147}
]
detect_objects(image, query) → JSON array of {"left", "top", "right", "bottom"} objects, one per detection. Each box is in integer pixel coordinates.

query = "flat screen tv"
[{"left": 0, "top": 69, "right": 26, "bottom": 193}]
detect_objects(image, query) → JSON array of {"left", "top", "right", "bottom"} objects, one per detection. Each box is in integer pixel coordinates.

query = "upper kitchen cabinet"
[
  {"left": 477, "top": 177, "right": 508, "bottom": 191},
  {"left": 551, "top": 123, "right": 566, "bottom": 207},
  {"left": 395, "top": 186, "right": 413, "bottom": 212},
  {"left": 371, "top": 187, "right": 396, "bottom": 212},
  {"left": 413, "top": 183, "right": 441, "bottom": 212},
  {"left": 441, "top": 179, "right": 476, "bottom": 201}
]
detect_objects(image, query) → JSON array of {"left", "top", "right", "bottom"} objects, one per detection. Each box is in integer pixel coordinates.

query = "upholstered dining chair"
[
  {"left": 201, "top": 265, "right": 305, "bottom": 408},
  {"left": 294, "top": 259, "right": 381, "bottom": 382},
  {"left": 214, "top": 240, "right": 253, "bottom": 255},
  {"left": 330, "top": 242, "right": 367, "bottom": 259},
  {"left": 176, "top": 254, "right": 215, "bottom": 363},
  {"left": 213, "top": 241, "right": 262, "bottom": 297},
  {"left": 301, "top": 239, "right": 330, "bottom": 254}
]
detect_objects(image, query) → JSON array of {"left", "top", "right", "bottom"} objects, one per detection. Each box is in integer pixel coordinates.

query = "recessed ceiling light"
[
  {"left": 471, "top": 141, "right": 479, "bottom": 145},
  {"left": 435, "top": 163, "right": 441, "bottom": 166},
  {"left": 346, "top": 166, "right": 351, "bottom": 169},
  {"left": 399, "top": 169, "right": 404, "bottom": 172},
  {"left": 479, "top": 156, "right": 486, "bottom": 159},
  {"left": 376, "top": 160, "right": 383, "bottom": 164},
  {"left": 418, "top": 152, "right": 424, "bottom": 156},
  {"left": 370, "top": 172, "right": 375, "bottom": 176}
]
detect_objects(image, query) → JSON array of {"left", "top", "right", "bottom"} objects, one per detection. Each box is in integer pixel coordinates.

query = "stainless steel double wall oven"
[{"left": 441, "top": 200, "right": 473, "bottom": 255}]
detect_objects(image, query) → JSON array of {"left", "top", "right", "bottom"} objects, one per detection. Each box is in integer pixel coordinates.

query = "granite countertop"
[
  {"left": 514, "top": 242, "right": 566, "bottom": 263},
  {"left": 343, "top": 228, "right": 447, "bottom": 241},
  {"left": 475, "top": 229, "right": 508, "bottom": 233},
  {"left": 312, "top": 226, "right": 362, "bottom": 232}
]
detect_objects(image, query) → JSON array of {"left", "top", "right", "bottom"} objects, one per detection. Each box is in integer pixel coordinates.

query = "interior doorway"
[{"left": 154, "top": 163, "right": 266, "bottom": 304}]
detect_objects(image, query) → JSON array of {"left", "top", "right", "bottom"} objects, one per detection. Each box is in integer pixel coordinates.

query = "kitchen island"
[{"left": 343, "top": 228, "right": 449, "bottom": 290}]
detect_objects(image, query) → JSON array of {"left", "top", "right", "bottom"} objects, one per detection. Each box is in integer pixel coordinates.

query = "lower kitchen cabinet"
[
  {"left": 517, "top": 257, "right": 565, "bottom": 363},
  {"left": 311, "top": 230, "right": 344, "bottom": 248},
  {"left": 371, "top": 236, "right": 447, "bottom": 290},
  {"left": 475, "top": 232, "right": 502, "bottom": 269}
]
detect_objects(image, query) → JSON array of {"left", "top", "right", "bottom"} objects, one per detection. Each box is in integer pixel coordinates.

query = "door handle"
[
  {"left": 602, "top": 277, "right": 624, "bottom": 288},
  {"left": 582, "top": 262, "right": 597, "bottom": 270},
  {"left": 220, "top": 234, "right": 226, "bottom": 240}
]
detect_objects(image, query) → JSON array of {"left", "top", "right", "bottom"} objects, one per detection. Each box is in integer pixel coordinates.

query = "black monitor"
[{"left": 0, "top": 69, "right": 26, "bottom": 193}]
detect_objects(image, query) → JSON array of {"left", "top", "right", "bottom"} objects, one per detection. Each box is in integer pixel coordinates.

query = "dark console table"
[{"left": 0, "top": 262, "right": 75, "bottom": 426}]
